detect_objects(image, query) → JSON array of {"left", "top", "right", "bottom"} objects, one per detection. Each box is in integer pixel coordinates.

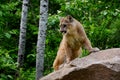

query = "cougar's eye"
[{"left": 63, "top": 24, "right": 66, "bottom": 27}]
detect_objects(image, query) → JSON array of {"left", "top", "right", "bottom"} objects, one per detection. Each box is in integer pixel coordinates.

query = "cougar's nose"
[{"left": 60, "top": 29, "right": 64, "bottom": 32}]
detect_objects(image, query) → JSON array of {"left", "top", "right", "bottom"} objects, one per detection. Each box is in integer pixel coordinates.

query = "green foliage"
[
  {"left": 109, "top": 19, "right": 120, "bottom": 47},
  {"left": 0, "top": 49, "right": 17, "bottom": 80},
  {"left": 0, "top": 0, "right": 120, "bottom": 79},
  {"left": 17, "top": 68, "right": 35, "bottom": 80},
  {"left": 44, "top": 15, "right": 61, "bottom": 74},
  {"left": 0, "top": 1, "right": 20, "bottom": 50}
]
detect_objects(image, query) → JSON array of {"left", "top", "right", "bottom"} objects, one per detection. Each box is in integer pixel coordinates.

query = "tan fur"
[{"left": 53, "top": 15, "right": 99, "bottom": 71}]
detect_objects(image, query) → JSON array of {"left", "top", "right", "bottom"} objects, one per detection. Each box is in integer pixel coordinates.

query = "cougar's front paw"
[{"left": 90, "top": 47, "right": 100, "bottom": 53}]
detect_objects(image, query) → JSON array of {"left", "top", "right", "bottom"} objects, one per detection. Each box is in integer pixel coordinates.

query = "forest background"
[{"left": 0, "top": 0, "right": 120, "bottom": 80}]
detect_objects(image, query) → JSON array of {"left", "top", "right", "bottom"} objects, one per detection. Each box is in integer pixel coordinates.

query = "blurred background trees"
[{"left": 0, "top": 0, "right": 120, "bottom": 79}]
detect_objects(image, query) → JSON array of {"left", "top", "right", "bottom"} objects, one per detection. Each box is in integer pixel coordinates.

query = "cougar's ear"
[{"left": 67, "top": 15, "right": 73, "bottom": 22}]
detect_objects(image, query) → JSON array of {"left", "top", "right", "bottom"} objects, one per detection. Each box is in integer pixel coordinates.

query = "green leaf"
[{"left": 5, "top": 33, "right": 11, "bottom": 39}]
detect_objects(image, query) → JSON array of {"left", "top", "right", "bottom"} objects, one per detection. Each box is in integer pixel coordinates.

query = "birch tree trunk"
[
  {"left": 36, "top": 0, "right": 48, "bottom": 80},
  {"left": 17, "top": 0, "right": 29, "bottom": 68}
]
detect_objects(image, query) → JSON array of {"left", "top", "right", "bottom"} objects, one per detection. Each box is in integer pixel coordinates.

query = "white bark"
[
  {"left": 18, "top": 0, "right": 29, "bottom": 68},
  {"left": 36, "top": 0, "right": 48, "bottom": 80}
]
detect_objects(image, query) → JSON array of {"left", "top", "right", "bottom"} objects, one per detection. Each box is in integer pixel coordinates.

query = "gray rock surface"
[{"left": 40, "top": 48, "right": 120, "bottom": 80}]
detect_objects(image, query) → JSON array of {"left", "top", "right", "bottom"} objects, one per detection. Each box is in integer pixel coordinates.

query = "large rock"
[{"left": 40, "top": 48, "right": 120, "bottom": 80}]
